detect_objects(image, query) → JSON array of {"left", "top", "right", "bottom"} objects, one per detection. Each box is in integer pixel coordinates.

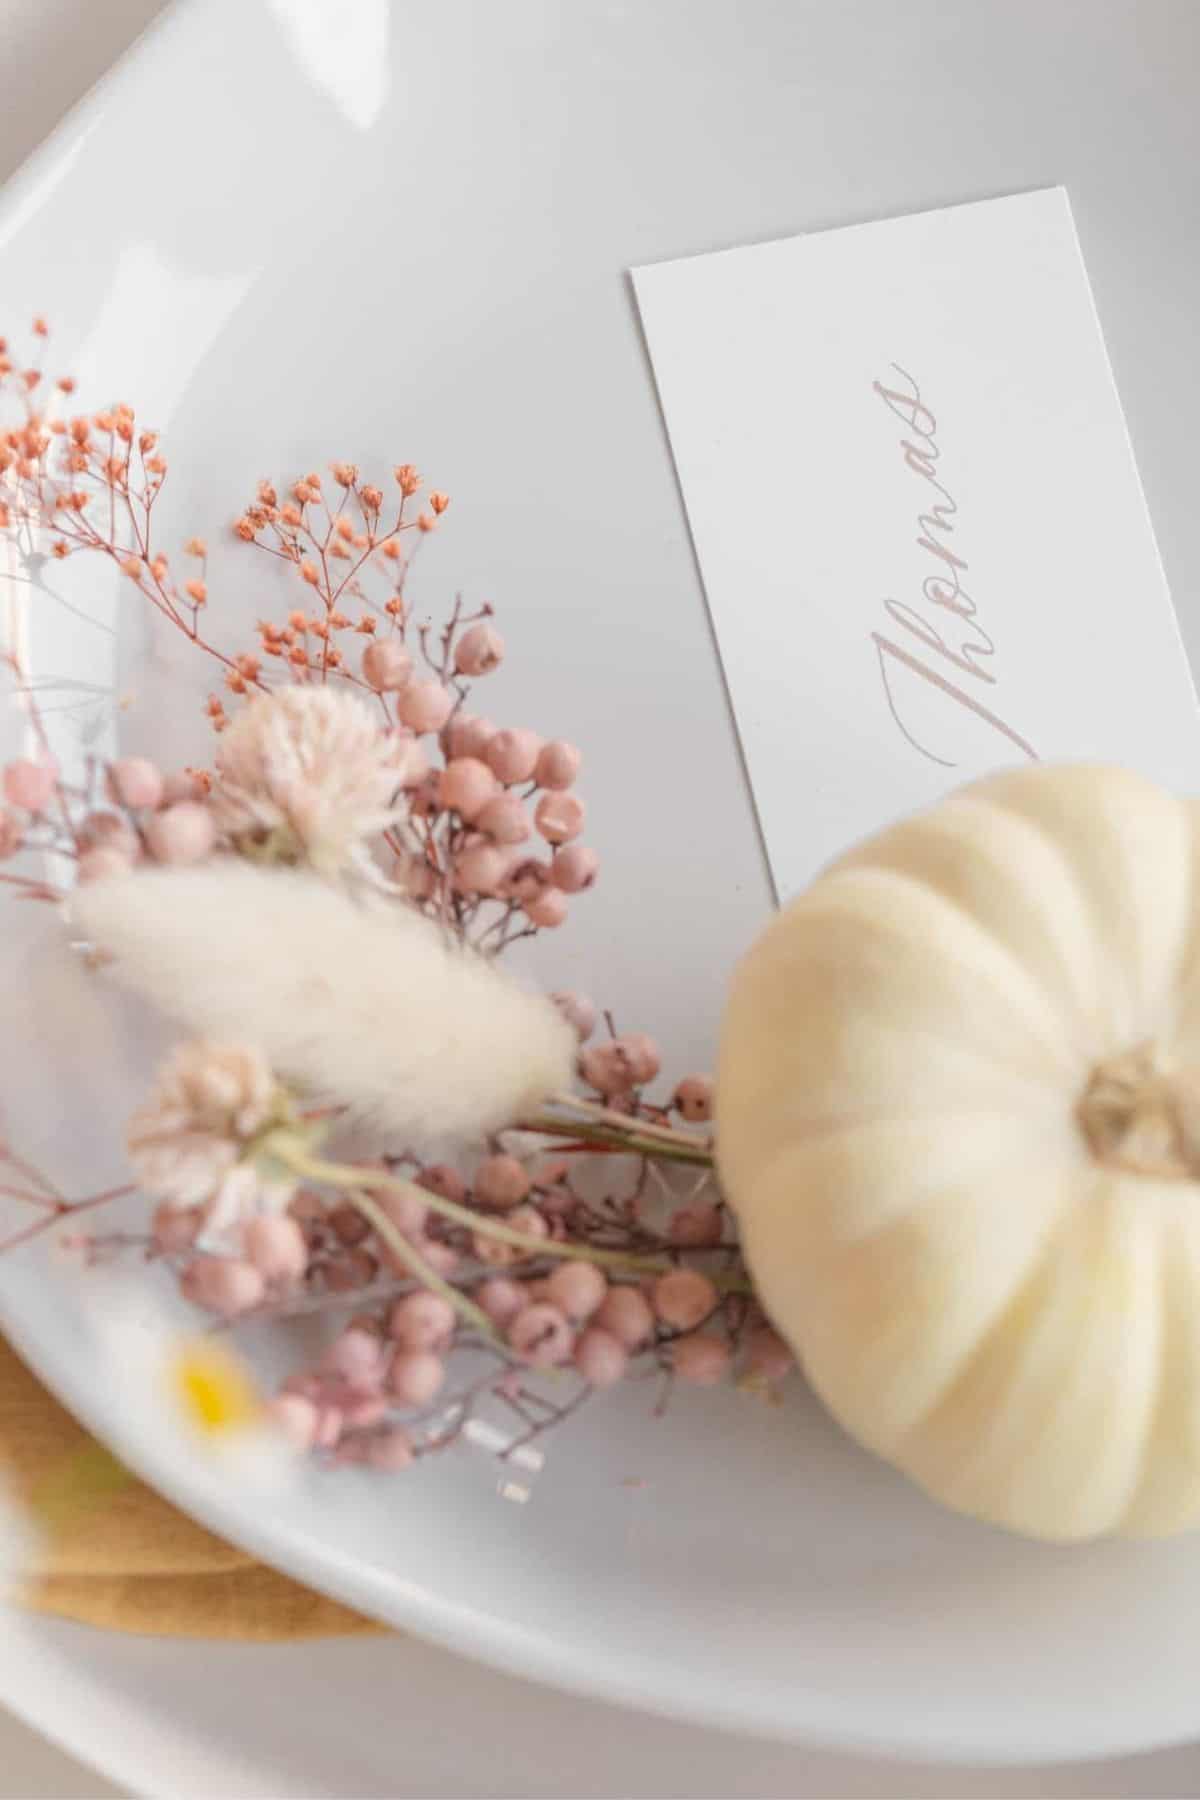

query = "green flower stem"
[
  {"left": 518, "top": 1107, "right": 714, "bottom": 1166},
  {"left": 342, "top": 1185, "right": 498, "bottom": 1343},
  {"left": 549, "top": 1092, "right": 714, "bottom": 1155},
  {"left": 274, "top": 1142, "right": 734, "bottom": 1282}
]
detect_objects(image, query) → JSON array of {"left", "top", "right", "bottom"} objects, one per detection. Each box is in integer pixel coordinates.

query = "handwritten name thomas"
[{"left": 871, "top": 363, "right": 1037, "bottom": 768}]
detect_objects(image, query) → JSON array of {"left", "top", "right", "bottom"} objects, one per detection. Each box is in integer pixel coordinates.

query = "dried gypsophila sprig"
[{"left": 0, "top": 320, "right": 595, "bottom": 951}]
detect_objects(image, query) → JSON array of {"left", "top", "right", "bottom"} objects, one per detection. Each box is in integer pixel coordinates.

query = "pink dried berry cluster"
[
  {"left": 148, "top": 1135, "right": 790, "bottom": 1470},
  {"left": 0, "top": 735, "right": 214, "bottom": 900}
]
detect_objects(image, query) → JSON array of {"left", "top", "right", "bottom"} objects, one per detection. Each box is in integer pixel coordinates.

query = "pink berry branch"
[{"left": 0, "top": 319, "right": 792, "bottom": 1477}]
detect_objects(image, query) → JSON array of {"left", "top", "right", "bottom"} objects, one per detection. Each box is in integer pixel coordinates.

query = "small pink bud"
[
  {"left": 160, "top": 769, "right": 207, "bottom": 806},
  {"left": 552, "top": 991, "right": 597, "bottom": 1041},
  {"left": 0, "top": 809, "right": 21, "bottom": 860},
  {"left": 79, "top": 809, "right": 139, "bottom": 859},
  {"left": 594, "top": 1285, "right": 655, "bottom": 1349},
  {"left": 418, "top": 1163, "right": 466, "bottom": 1203},
  {"left": 671, "top": 1334, "right": 731, "bottom": 1386},
  {"left": 438, "top": 756, "right": 497, "bottom": 821},
  {"left": 454, "top": 842, "right": 510, "bottom": 895},
  {"left": 2, "top": 759, "right": 56, "bottom": 813},
  {"left": 534, "top": 791, "right": 585, "bottom": 845},
  {"left": 475, "top": 793, "right": 531, "bottom": 844},
  {"left": 476, "top": 1276, "right": 526, "bottom": 1325},
  {"left": 574, "top": 1327, "right": 628, "bottom": 1388},
  {"left": 507, "top": 1302, "right": 574, "bottom": 1367},
  {"left": 514, "top": 859, "right": 563, "bottom": 908},
  {"left": 388, "top": 1291, "right": 455, "bottom": 1351},
  {"left": 323, "top": 1327, "right": 383, "bottom": 1388},
  {"left": 343, "top": 1395, "right": 388, "bottom": 1431},
  {"left": 534, "top": 740, "right": 581, "bottom": 790},
  {"left": 243, "top": 1214, "right": 308, "bottom": 1283},
  {"left": 442, "top": 712, "right": 495, "bottom": 759},
  {"left": 389, "top": 1350, "right": 446, "bottom": 1406},
  {"left": 486, "top": 728, "right": 543, "bottom": 785},
  {"left": 419, "top": 1238, "right": 460, "bottom": 1276},
  {"left": 376, "top": 1184, "right": 428, "bottom": 1249},
  {"left": 325, "top": 1249, "right": 377, "bottom": 1291},
  {"left": 106, "top": 756, "right": 163, "bottom": 811},
  {"left": 524, "top": 887, "right": 568, "bottom": 929},
  {"left": 550, "top": 843, "right": 598, "bottom": 892},
  {"left": 622, "top": 1031, "right": 661, "bottom": 1084},
  {"left": 474, "top": 1154, "right": 531, "bottom": 1210},
  {"left": 362, "top": 639, "right": 413, "bottom": 691},
  {"left": 579, "top": 1042, "right": 627, "bottom": 1096},
  {"left": 366, "top": 1426, "right": 416, "bottom": 1470},
  {"left": 144, "top": 801, "right": 216, "bottom": 865},
  {"left": 474, "top": 1231, "right": 519, "bottom": 1268},
  {"left": 580, "top": 1035, "right": 657, "bottom": 1093},
  {"left": 668, "top": 1204, "right": 724, "bottom": 1248},
  {"left": 543, "top": 1260, "right": 607, "bottom": 1321},
  {"left": 314, "top": 1404, "right": 344, "bottom": 1448},
  {"left": 652, "top": 1269, "right": 717, "bottom": 1331},
  {"left": 538, "top": 1184, "right": 577, "bottom": 1219},
  {"left": 268, "top": 1393, "right": 320, "bottom": 1449},
  {"left": 77, "top": 845, "right": 134, "bottom": 884},
  {"left": 395, "top": 735, "right": 432, "bottom": 790},
  {"left": 745, "top": 1328, "right": 795, "bottom": 1383},
  {"left": 673, "top": 1074, "right": 714, "bottom": 1123},
  {"left": 474, "top": 1206, "right": 547, "bottom": 1266},
  {"left": 181, "top": 1255, "right": 265, "bottom": 1317},
  {"left": 151, "top": 1202, "right": 201, "bottom": 1253},
  {"left": 329, "top": 1201, "right": 370, "bottom": 1246},
  {"left": 508, "top": 1203, "right": 548, "bottom": 1239},
  {"left": 454, "top": 622, "right": 505, "bottom": 676},
  {"left": 397, "top": 680, "right": 454, "bottom": 734}
]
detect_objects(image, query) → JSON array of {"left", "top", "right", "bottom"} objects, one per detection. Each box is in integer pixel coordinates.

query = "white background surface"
[{"left": 3, "top": 2, "right": 1200, "bottom": 1796}]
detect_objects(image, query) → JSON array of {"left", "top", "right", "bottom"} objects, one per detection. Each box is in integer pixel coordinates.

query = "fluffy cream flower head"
[{"left": 211, "top": 687, "right": 413, "bottom": 877}]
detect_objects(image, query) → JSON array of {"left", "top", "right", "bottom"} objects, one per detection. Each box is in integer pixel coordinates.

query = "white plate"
[
  {"left": 3, "top": 0, "right": 1200, "bottom": 1766},
  {"left": 12, "top": 1606, "right": 1200, "bottom": 1800}
]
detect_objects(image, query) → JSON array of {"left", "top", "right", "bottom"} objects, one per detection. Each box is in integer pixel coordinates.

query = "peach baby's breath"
[{"left": 210, "top": 686, "right": 411, "bottom": 877}]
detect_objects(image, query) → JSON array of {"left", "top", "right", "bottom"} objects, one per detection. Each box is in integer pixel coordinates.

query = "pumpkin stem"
[{"left": 1077, "top": 1042, "right": 1200, "bottom": 1180}]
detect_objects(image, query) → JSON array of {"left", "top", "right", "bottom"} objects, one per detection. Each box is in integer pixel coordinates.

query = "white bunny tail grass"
[{"left": 70, "top": 862, "right": 576, "bottom": 1148}]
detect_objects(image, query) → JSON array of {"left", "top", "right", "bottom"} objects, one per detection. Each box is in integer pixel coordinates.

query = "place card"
[{"left": 633, "top": 188, "right": 1200, "bottom": 900}]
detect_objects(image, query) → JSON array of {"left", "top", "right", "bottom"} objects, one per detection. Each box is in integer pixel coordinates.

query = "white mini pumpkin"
[{"left": 718, "top": 764, "right": 1200, "bottom": 1542}]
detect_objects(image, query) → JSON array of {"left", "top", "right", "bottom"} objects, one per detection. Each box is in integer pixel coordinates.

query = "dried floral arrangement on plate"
[
  {"left": 0, "top": 321, "right": 789, "bottom": 1491},
  {"left": 7, "top": 320, "right": 1200, "bottom": 1553}
]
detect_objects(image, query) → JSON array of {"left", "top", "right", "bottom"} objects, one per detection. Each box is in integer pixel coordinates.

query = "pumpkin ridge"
[
  {"left": 804, "top": 863, "right": 1076, "bottom": 1078},
  {"left": 1117, "top": 1213, "right": 1173, "bottom": 1533},
  {"left": 835, "top": 787, "right": 1105, "bottom": 1051},
  {"left": 1119, "top": 1207, "right": 1200, "bottom": 1535},
  {"left": 966, "top": 771, "right": 1194, "bottom": 1041},
  {"left": 894, "top": 1200, "right": 1068, "bottom": 1457},
  {"left": 892, "top": 1183, "right": 1094, "bottom": 1525}
]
